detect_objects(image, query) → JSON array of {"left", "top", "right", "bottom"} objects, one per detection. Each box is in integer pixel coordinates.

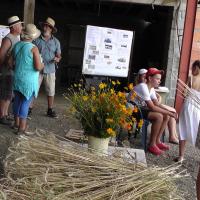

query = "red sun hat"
[{"left": 146, "top": 68, "right": 164, "bottom": 77}]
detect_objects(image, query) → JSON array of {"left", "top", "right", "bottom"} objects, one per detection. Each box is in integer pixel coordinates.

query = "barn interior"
[{"left": 0, "top": 0, "right": 174, "bottom": 87}]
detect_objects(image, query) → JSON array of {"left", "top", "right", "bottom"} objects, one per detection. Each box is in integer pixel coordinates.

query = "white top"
[{"left": 129, "top": 83, "right": 157, "bottom": 106}]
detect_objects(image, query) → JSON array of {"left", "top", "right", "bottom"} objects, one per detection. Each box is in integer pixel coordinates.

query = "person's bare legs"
[
  {"left": 13, "top": 116, "right": 28, "bottom": 132},
  {"left": 14, "top": 116, "right": 20, "bottom": 127},
  {"left": 4, "top": 100, "right": 11, "bottom": 116},
  {"left": 168, "top": 117, "right": 179, "bottom": 143},
  {"left": 47, "top": 96, "right": 57, "bottom": 118},
  {"left": 0, "top": 100, "right": 3, "bottom": 118},
  {"left": 148, "top": 112, "right": 163, "bottom": 146},
  {"left": 197, "top": 166, "right": 200, "bottom": 200},
  {"left": 19, "top": 118, "right": 27, "bottom": 131},
  {"left": 179, "top": 140, "right": 186, "bottom": 160},
  {"left": 0, "top": 100, "right": 10, "bottom": 116},
  {"left": 159, "top": 105, "right": 178, "bottom": 143},
  {"left": 174, "top": 139, "right": 186, "bottom": 162},
  {"left": 0, "top": 100, "right": 12, "bottom": 125},
  {"left": 47, "top": 96, "right": 54, "bottom": 108},
  {"left": 0, "top": 100, "right": 7, "bottom": 117},
  {"left": 29, "top": 100, "right": 34, "bottom": 110},
  {"left": 156, "top": 114, "right": 169, "bottom": 144}
]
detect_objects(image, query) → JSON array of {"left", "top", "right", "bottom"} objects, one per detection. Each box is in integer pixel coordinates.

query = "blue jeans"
[{"left": 13, "top": 91, "right": 33, "bottom": 119}]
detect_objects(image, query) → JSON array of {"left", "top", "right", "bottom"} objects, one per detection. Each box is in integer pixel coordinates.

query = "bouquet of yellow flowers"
[{"left": 65, "top": 80, "right": 143, "bottom": 138}]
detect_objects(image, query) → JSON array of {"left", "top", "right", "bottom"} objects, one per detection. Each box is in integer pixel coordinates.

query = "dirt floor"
[{"left": 0, "top": 91, "right": 199, "bottom": 200}]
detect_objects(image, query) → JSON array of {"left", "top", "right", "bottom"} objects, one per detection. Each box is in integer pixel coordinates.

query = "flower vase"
[{"left": 88, "top": 136, "right": 110, "bottom": 156}]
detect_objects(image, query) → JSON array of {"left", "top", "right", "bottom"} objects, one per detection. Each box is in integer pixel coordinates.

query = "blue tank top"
[{"left": 13, "top": 41, "right": 39, "bottom": 99}]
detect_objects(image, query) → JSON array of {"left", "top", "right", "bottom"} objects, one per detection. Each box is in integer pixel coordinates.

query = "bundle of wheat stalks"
[
  {"left": 177, "top": 78, "right": 200, "bottom": 107},
  {"left": 0, "top": 130, "right": 184, "bottom": 200}
]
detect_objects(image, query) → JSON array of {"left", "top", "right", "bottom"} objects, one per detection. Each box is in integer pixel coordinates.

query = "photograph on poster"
[{"left": 82, "top": 25, "right": 133, "bottom": 77}]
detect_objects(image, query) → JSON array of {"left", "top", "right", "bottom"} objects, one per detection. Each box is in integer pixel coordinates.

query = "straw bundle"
[
  {"left": 171, "top": 71, "right": 200, "bottom": 103},
  {"left": 175, "top": 77, "right": 200, "bottom": 111},
  {"left": 0, "top": 130, "right": 184, "bottom": 200}
]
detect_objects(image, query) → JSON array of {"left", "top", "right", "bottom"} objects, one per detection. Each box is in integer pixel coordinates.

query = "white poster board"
[
  {"left": 0, "top": 26, "right": 10, "bottom": 46},
  {"left": 82, "top": 25, "right": 133, "bottom": 77}
]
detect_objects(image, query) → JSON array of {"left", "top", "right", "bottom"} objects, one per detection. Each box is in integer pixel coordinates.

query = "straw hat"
[
  {"left": 39, "top": 17, "right": 57, "bottom": 33},
  {"left": 8, "top": 16, "right": 23, "bottom": 27},
  {"left": 21, "top": 24, "right": 41, "bottom": 40}
]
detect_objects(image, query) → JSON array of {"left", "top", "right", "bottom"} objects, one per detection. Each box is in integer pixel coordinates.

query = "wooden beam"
[
  {"left": 65, "top": 0, "right": 176, "bottom": 6},
  {"left": 100, "top": 0, "right": 176, "bottom": 6},
  {"left": 23, "top": 0, "right": 35, "bottom": 25},
  {"left": 175, "top": 0, "right": 198, "bottom": 114}
]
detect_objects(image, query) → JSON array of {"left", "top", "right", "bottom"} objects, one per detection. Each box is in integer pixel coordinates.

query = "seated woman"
[
  {"left": 128, "top": 68, "right": 177, "bottom": 155},
  {"left": 9, "top": 24, "right": 44, "bottom": 134},
  {"left": 137, "top": 68, "right": 179, "bottom": 144}
]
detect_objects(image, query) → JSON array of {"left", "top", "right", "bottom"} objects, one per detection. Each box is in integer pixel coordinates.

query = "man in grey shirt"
[
  {"left": 0, "top": 16, "right": 23, "bottom": 125},
  {"left": 33, "top": 17, "right": 61, "bottom": 118}
]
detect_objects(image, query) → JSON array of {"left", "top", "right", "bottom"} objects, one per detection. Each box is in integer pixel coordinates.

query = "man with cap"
[
  {"left": 33, "top": 17, "right": 61, "bottom": 118},
  {"left": 128, "top": 68, "right": 178, "bottom": 155},
  {"left": 137, "top": 68, "right": 148, "bottom": 84},
  {"left": 0, "top": 16, "right": 23, "bottom": 125}
]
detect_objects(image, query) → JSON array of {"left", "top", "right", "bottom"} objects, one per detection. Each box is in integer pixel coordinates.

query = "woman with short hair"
[{"left": 10, "top": 24, "right": 44, "bottom": 134}]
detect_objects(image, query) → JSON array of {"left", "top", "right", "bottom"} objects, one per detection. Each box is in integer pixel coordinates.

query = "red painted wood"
[{"left": 175, "top": 0, "right": 198, "bottom": 114}]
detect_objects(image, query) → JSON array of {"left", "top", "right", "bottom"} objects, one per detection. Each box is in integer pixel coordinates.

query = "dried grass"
[
  {"left": 174, "top": 78, "right": 200, "bottom": 111},
  {"left": 0, "top": 130, "right": 185, "bottom": 200}
]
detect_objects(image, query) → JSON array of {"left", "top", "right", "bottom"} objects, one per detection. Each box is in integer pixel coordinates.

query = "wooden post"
[
  {"left": 175, "top": 0, "right": 198, "bottom": 114},
  {"left": 23, "top": 0, "right": 35, "bottom": 25}
]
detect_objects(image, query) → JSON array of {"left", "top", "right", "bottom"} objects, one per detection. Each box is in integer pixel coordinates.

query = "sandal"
[
  {"left": 169, "top": 140, "right": 179, "bottom": 145},
  {"left": 173, "top": 157, "right": 184, "bottom": 163},
  {"left": 11, "top": 124, "right": 19, "bottom": 130},
  {"left": 14, "top": 130, "right": 34, "bottom": 136},
  {"left": 6, "top": 115, "right": 14, "bottom": 121},
  {"left": 148, "top": 145, "right": 163, "bottom": 156},
  {"left": 13, "top": 125, "right": 33, "bottom": 136},
  {"left": 157, "top": 142, "right": 170, "bottom": 151}
]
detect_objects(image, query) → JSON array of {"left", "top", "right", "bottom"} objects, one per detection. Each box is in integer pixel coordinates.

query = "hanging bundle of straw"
[
  {"left": 169, "top": 72, "right": 199, "bottom": 106},
  {"left": 175, "top": 77, "right": 200, "bottom": 110},
  {"left": 0, "top": 130, "right": 184, "bottom": 200}
]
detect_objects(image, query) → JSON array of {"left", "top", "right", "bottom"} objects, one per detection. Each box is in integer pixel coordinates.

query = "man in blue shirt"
[{"left": 33, "top": 17, "right": 61, "bottom": 118}]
